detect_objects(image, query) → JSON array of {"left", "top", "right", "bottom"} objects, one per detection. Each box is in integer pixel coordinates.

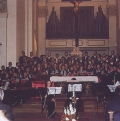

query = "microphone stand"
[{"left": 72, "top": 85, "right": 76, "bottom": 109}]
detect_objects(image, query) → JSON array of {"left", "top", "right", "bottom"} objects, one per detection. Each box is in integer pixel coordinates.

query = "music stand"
[
  {"left": 47, "top": 87, "right": 62, "bottom": 119},
  {"left": 68, "top": 84, "right": 82, "bottom": 100},
  {"left": 107, "top": 85, "right": 116, "bottom": 92},
  {"left": 107, "top": 81, "right": 120, "bottom": 92},
  {"left": 48, "top": 87, "right": 62, "bottom": 95},
  {"left": 68, "top": 84, "right": 82, "bottom": 92}
]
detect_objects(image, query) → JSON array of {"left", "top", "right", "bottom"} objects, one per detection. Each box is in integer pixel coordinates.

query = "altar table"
[{"left": 50, "top": 76, "right": 98, "bottom": 83}]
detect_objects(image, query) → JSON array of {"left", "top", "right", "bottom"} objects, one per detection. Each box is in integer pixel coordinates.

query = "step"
[{"left": 13, "top": 93, "right": 100, "bottom": 113}]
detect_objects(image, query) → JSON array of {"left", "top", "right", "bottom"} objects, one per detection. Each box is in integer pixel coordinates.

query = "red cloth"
[
  {"left": 98, "top": 78, "right": 101, "bottom": 83},
  {"left": 32, "top": 81, "right": 45, "bottom": 88},
  {"left": 21, "top": 80, "right": 26, "bottom": 85},
  {"left": 52, "top": 82, "right": 55, "bottom": 87},
  {"left": 12, "top": 79, "right": 17, "bottom": 84}
]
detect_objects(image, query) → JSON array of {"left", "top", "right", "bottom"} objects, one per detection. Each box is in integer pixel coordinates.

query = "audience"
[
  {"left": 0, "top": 50, "right": 120, "bottom": 92},
  {"left": 0, "top": 50, "right": 120, "bottom": 120},
  {"left": 0, "top": 89, "right": 14, "bottom": 121}
]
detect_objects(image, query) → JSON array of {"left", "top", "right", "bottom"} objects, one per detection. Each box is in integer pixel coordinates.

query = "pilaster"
[
  {"left": 37, "top": 1, "right": 47, "bottom": 56},
  {"left": 7, "top": 0, "right": 17, "bottom": 66},
  {"left": 107, "top": 0, "right": 117, "bottom": 54},
  {"left": 0, "top": 13, "right": 8, "bottom": 67},
  {"left": 25, "top": 0, "right": 33, "bottom": 56}
]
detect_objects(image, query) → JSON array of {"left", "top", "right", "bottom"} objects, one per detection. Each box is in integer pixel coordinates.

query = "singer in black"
[
  {"left": 65, "top": 83, "right": 82, "bottom": 117},
  {"left": 108, "top": 65, "right": 118, "bottom": 85},
  {"left": 40, "top": 81, "right": 55, "bottom": 118}
]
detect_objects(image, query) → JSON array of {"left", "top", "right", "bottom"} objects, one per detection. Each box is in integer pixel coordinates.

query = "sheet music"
[
  {"left": 48, "top": 87, "right": 62, "bottom": 95},
  {"left": 107, "top": 81, "right": 120, "bottom": 92},
  {"left": 107, "top": 85, "right": 116, "bottom": 92},
  {"left": 68, "top": 84, "right": 82, "bottom": 92}
]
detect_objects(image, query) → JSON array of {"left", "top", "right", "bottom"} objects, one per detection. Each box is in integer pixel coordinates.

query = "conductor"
[{"left": 65, "top": 83, "right": 82, "bottom": 117}]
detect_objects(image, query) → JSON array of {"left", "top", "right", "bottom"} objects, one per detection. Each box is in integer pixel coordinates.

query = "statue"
[{"left": 69, "top": 0, "right": 83, "bottom": 13}]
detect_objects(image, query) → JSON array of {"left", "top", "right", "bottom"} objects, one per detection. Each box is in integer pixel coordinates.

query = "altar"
[
  {"left": 50, "top": 76, "right": 98, "bottom": 83},
  {"left": 50, "top": 76, "right": 98, "bottom": 93}
]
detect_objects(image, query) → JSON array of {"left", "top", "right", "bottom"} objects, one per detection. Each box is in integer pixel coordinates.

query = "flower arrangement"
[
  {"left": 61, "top": 114, "right": 77, "bottom": 121},
  {"left": 61, "top": 103, "right": 77, "bottom": 121}
]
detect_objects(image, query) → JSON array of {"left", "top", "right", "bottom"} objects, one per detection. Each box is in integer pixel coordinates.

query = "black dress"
[{"left": 40, "top": 88, "right": 55, "bottom": 118}]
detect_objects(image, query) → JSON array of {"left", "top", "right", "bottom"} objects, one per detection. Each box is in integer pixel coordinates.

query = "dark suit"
[
  {"left": 113, "top": 110, "right": 120, "bottom": 121},
  {"left": 108, "top": 71, "right": 118, "bottom": 85},
  {"left": 6, "top": 67, "right": 14, "bottom": 73},
  {"left": 65, "top": 91, "right": 82, "bottom": 116},
  {"left": 105, "top": 96, "right": 120, "bottom": 121},
  {"left": 83, "top": 56, "right": 88, "bottom": 62},
  {"left": 19, "top": 55, "right": 27, "bottom": 64},
  {"left": 0, "top": 100, "right": 14, "bottom": 121}
]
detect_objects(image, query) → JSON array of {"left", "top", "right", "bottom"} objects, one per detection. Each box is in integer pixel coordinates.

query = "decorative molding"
[
  {"left": 38, "top": 6, "right": 48, "bottom": 17},
  {"left": 0, "top": 13, "right": 8, "bottom": 18},
  {"left": 49, "top": 41, "right": 67, "bottom": 46},
  {"left": 106, "top": 5, "right": 117, "bottom": 16},
  {"left": 0, "top": 0, "right": 7, "bottom": 13},
  {"left": 88, "top": 40, "right": 105, "bottom": 46},
  {"left": 72, "top": 40, "right": 83, "bottom": 46},
  {"left": 46, "top": 39, "right": 109, "bottom": 48}
]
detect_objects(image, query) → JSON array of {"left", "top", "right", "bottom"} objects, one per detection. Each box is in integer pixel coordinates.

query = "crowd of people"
[
  {"left": 0, "top": 50, "right": 120, "bottom": 120},
  {"left": 0, "top": 50, "right": 120, "bottom": 90}
]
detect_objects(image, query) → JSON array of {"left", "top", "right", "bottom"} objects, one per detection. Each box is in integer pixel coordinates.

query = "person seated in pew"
[
  {"left": 113, "top": 110, "right": 120, "bottom": 121},
  {"left": 107, "top": 64, "right": 120, "bottom": 85},
  {"left": 1, "top": 73, "right": 11, "bottom": 88},
  {"left": 10, "top": 72, "right": 20, "bottom": 88},
  {"left": 0, "top": 110, "right": 10, "bottom": 121},
  {"left": 40, "top": 80, "right": 55, "bottom": 118},
  {"left": 85, "top": 64, "right": 94, "bottom": 76},
  {"left": 20, "top": 72, "right": 30, "bottom": 86},
  {"left": 51, "top": 63, "right": 59, "bottom": 76},
  {"left": 105, "top": 85, "right": 120, "bottom": 121},
  {"left": 0, "top": 89, "right": 14, "bottom": 121}
]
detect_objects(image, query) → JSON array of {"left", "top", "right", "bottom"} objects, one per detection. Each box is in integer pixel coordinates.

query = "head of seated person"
[
  {"left": 113, "top": 110, "right": 120, "bottom": 121},
  {"left": 115, "top": 85, "right": 120, "bottom": 97},
  {"left": 0, "top": 89, "right": 4, "bottom": 101},
  {"left": 46, "top": 80, "right": 52, "bottom": 88},
  {"left": 0, "top": 110, "right": 9, "bottom": 121}
]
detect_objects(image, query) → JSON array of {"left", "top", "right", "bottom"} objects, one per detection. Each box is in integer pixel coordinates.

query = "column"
[
  {"left": 37, "top": 1, "right": 47, "bottom": 56},
  {"left": 0, "top": 13, "right": 8, "bottom": 67},
  {"left": 25, "top": 0, "right": 33, "bottom": 56},
  {"left": 7, "top": 0, "right": 17, "bottom": 66},
  {"left": 108, "top": 0, "right": 117, "bottom": 54},
  {"left": 116, "top": 0, "right": 120, "bottom": 53}
]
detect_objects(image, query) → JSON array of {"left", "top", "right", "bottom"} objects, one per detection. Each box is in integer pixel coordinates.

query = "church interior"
[{"left": 0, "top": 0, "right": 120, "bottom": 121}]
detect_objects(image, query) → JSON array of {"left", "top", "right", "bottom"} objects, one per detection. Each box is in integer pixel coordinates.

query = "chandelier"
[{"left": 71, "top": 47, "right": 82, "bottom": 57}]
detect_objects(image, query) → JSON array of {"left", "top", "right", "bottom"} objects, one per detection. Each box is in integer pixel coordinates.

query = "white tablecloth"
[{"left": 50, "top": 76, "right": 98, "bottom": 83}]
